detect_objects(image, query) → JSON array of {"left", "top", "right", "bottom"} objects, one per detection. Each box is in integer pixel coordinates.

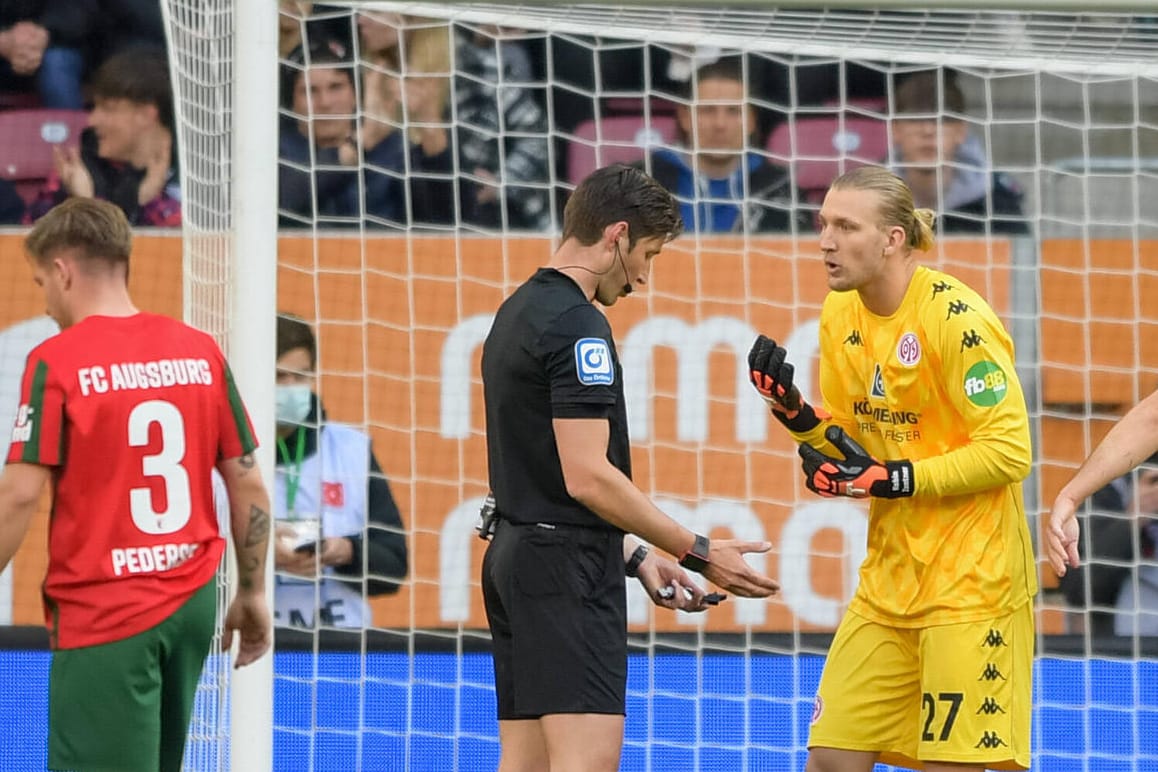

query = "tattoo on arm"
[
  {"left": 239, "top": 556, "right": 260, "bottom": 590},
  {"left": 238, "top": 453, "right": 256, "bottom": 471},
  {"left": 243, "top": 505, "right": 270, "bottom": 548},
  {"left": 237, "top": 506, "right": 269, "bottom": 591}
]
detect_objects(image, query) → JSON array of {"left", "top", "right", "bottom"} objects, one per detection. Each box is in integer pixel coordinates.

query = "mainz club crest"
[{"left": 896, "top": 332, "right": 921, "bottom": 367}]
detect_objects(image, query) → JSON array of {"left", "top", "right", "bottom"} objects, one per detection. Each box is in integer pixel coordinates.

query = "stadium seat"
[
  {"left": 601, "top": 96, "right": 680, "bottom": 116},
  {"left": 0, "top": 109, "right": 89, "bottom": 202},
  {"left": 566, "top": 114, "right": 679, "bottom": 185},
  {"left": 0, "top": 91, "right": 43, "bottom": 110},
  {"left": 767, "top": 113, "right": 889, "bottom": 198},
  {"left": 823, "top": 96, "right": 888, "bottom": 114}
]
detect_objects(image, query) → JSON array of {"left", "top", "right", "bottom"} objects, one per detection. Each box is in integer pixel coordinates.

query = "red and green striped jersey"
[{"left": 7, "top": 313, "right": 257, "bottom": 649}]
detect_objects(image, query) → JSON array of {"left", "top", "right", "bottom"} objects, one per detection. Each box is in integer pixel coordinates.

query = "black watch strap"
[
  {"left": 678, "top": 534, "right": 711, "bottom": 573},
  {"left": 624, "top": 544, "right": 649, "bottom": 578}
]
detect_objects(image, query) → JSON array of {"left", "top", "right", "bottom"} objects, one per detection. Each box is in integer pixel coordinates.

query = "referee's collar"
[{"left": 538, "top": 267, "right": 591, "bottom": 301}]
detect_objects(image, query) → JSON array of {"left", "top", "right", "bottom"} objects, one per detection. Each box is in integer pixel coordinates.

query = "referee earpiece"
[
  {"left": 555, "top": 224, "right": 632, "bottom": 301},
  {"left": 616, "top": 243, "right": 632, "bottom": 296},
  {"left": 614, "top": 228, "right": 632, "bottom": 296}
]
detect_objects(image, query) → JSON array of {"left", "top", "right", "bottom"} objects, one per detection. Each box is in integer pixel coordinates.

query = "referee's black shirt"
[{"left": 482, "top": 268, "right": 631, "bottom": 530}]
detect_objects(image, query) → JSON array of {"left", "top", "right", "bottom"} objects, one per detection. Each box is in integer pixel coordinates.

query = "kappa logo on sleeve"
[
  {"left": 574, "top": 337, "right": 614, "bottom": 386},
  {"left": 11, "top": 403, "right": 33, "bottom": 443}
]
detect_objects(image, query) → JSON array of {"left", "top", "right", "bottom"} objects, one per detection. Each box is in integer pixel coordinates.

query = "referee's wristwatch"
[{"left": 678, "top": 534, "right": 711, "bottom": 573}]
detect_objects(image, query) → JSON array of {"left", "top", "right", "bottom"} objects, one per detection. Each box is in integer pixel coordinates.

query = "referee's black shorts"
[{"left": 481, "top": 519, "right": 627, "bottom": 720}]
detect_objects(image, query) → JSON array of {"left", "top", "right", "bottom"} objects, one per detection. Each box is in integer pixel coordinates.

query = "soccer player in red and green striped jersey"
[{"left": 0, "top": 197, "right": 273, "bottom": 772}]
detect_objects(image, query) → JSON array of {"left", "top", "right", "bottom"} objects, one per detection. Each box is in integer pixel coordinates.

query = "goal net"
[
  {"left": 160, "top": 2, "right": 1158, "bottom": 770},
  {"left": 162, "top": 1, "right": 236, "bottom": 770}
]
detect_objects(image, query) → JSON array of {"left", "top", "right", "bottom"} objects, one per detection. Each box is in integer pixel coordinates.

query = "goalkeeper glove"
[
  {"left": 798, "top": 426, "right": 914, "bottom": 499},
  {"left": 747, "top": 334, "right": 825, "bottom": 432}
]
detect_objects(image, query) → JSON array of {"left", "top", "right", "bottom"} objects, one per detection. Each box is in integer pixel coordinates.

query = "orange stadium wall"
[{"left": 0, "top": 233, "right": 1151, "bottom": 633}]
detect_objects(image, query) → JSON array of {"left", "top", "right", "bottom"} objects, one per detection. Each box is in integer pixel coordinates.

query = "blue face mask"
[{"left": 276, "top": 384, "right": 313, "bottom": 426}]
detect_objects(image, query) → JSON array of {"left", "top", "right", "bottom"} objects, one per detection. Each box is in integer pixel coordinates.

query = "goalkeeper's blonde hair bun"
[{"left": 911, "top": 208, "right": 937, "bottom": 252}]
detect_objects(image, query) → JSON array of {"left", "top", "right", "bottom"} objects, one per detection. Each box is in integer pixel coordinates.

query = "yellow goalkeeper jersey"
[{"left": 789, "top": 266, "right": 1038, "bottom": 627}]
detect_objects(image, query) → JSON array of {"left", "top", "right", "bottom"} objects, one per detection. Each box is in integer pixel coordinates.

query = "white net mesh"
[
  {"left": 398, "top": 4, "right": 1158, "bottom": 77},
  {"left": 161, "top": 1, "right": 234, "bottom": 768},
  {"left": 164, "top": 2, "right": 1158, "bottom": 770}
]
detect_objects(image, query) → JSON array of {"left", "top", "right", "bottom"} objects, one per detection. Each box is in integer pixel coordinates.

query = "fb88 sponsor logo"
[{"left": 963, "top": 361, "right": 1007, "bottom": 406}]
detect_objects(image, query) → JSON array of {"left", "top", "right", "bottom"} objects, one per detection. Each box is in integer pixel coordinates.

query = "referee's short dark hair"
[
  {"left": 277, "top": 313, "right": 317, "bottom": 367},
  {"left": 561, "top": 164, "right": 683, "bottom": 251}
]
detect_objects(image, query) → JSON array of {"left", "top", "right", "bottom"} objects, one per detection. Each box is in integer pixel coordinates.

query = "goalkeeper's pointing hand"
[
  {"left": 748, "top": 335, "right": 826, "bottom": 432},
  {"left": 748, "top": 335, "right": 803, "bottom": 414},
  {"left": 799, "top": 426, "right": 914, "bottom": 499}
]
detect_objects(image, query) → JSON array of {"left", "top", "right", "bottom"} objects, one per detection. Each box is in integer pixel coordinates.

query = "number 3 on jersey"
[{"left": 128, "top": 399, "right": 192, "bottom": 534}]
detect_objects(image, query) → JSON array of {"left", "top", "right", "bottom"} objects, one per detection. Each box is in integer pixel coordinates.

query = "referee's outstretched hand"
[{"left": 702, "top": 540, "right": 779, "bottom": 597}]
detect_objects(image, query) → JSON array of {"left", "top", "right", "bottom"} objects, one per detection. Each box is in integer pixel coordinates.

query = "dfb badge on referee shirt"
[{"left": 574, "top": 338, "right": 614, "bottom": 385}]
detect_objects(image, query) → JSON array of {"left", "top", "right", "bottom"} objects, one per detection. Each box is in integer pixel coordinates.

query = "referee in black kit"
[{"left": 480, "top": 164, "right": 781, "bottom": 772}]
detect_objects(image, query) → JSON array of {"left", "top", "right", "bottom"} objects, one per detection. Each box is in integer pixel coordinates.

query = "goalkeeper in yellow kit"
[{"left": 749, "top": 165, "right": 1036, "bottom": 772}]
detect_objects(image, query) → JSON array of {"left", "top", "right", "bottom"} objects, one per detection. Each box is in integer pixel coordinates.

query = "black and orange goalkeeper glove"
[
  {"left": 798, "top": 426, "right": 914, "bottom": 499},
  {"left": 748, "top": 334, "right": 825, "bottom": 432}
]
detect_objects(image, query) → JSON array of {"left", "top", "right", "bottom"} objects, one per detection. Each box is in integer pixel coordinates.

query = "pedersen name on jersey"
[
  {"left": 111, "top": 542, "right": 200, "bottom": 577},
  {"left": 77, "top": 358, "right": 213, "bottom": 396}
]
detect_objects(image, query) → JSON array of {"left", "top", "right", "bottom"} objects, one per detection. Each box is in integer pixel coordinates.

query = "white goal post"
[{"left": 162, "top": 0, "right": 277, "bottom": 770}]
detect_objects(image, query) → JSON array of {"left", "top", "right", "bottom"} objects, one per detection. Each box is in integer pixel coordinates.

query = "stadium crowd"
[{"left": 0, "top": 1, "right": 1030, "bottom": 238}]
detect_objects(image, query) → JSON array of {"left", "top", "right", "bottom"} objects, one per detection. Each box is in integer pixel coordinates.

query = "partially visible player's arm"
[
  {"left": 1055, "top": 389, "right": 1158, "bottom": 507},
  {"left": 0, "top": 462, "right": 49, "bottom": 573},
  {"left": 553, "top": 417, "right": 779, "bottom": 598},
  {"left": 216, "top": 452, "right": 273, "bottom": 667},
  {"left": 1047, "top": 388, "right": 1158, "bottom": 575}
]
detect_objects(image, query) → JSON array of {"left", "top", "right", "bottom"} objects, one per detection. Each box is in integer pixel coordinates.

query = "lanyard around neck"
[{"left": 277, "top": 427, "right": 307, "bottom": 513}]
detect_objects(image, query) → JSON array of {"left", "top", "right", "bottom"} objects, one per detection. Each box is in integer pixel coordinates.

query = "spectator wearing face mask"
[{"left": 272, "top": 314, "right": 408, "bottom": 629}]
